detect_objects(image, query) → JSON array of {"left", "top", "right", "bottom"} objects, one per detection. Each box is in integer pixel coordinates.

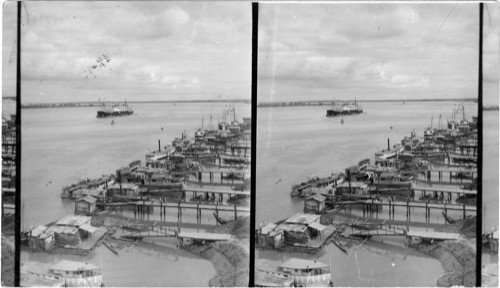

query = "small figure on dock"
[
  {"left": 341, "top": 119, "right": 344, "bottom": 125},
  {"left": 111, "top": 120, "right": 115, "bottom": 125}
]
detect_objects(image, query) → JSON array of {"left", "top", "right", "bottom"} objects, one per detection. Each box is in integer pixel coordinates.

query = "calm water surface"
[
  {"left": 256, "top": 101, "right": 481, "bottom": 286},
  {"left": 20, "top": 102, "right": 250, "bottom": 286}
]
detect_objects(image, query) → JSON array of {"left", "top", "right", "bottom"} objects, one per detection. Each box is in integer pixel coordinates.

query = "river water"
[
  {"left": 256, "top": 101, "right": 488, "bottom": 286},
  {"left": 19, "top": 101, "right": 250, "bottom": 286},
  {"left": 1, "top": 99, "right": 498, "bottom": 285}
]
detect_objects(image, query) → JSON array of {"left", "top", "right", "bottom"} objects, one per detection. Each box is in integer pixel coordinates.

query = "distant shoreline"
[
  {"left": 19, "top": 99, "right": 251, "bottom": 109},
  {"left": 257, "top": 98, "right": 478, "bottom": 108},
  {"left": 6, "top": 98, "right": 498, "bottom": 110},
  {"left": 484, "top": 105, "right": 499, "bottom": 111}
]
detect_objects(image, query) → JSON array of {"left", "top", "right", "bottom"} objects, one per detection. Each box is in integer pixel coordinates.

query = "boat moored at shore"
[{"left": 256, "top": 258, "right": 334, "bottom": 287}]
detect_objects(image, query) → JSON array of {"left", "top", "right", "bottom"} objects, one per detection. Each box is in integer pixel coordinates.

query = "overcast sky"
[
  {"left": 2, "top": 1, "right": 251, "bottom": 103},
  {"left": 258, "top": 3, "right": 498, "bottom": 105},
  {"left": 1, "top": 2, "right": 498, "bottom": 105}
]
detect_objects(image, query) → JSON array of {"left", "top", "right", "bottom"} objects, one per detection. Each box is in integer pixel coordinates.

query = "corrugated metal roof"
[
  {"left": 46, "top": 225, "right": 79, "bottom": 235},
  {"left": 29, "top": 225, "right": 48, "bottom": 237},
  {"left": 306, "top": 194, "right": 326, "bottom": 202},
  {"left": 76, "top": 195, "right": 97, "bottom": 204},
  {"left": 259, "top": 223, "right": 277, "bottom": 235},
  {"left": 285, "top": 213, "right": 321, "bottom": 225},
  {"left": 277, "top": 223, "right": 308, "bottom": 233},
  {"left": 56, "top": 215, "right": 91, "bottom": 227}
]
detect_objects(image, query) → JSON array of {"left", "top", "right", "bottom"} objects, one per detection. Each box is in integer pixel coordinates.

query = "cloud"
[
  {"left": 13, "top": 1, "right": 251, "bottom": 103},
  {"left": 258, "top": 3, "right": 481, "bottom": 102}
]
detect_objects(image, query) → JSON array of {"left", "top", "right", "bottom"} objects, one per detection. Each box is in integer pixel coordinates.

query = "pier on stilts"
[
  {"left": 120, "top": 221, "right": 232, "bottom": 245},
  {"left": 348, "top": 222, "right": 461, "bottom": 245},
  {"left": 127, "top": 200, "right": 250, "bottom": 224},
  {"left": 197, "top": 166, "right": 247, "bottom": 183},
  {"left": 349, "top": 222, "right": 407, "bottom": 238},
  {"left": 181, "top": 187, "right": 250, "bottom": 203},
  {"left": 410, "top": 184, "right": 476, "bottom": 202},
  {"left": 361, "top": 198, "right": 476, "bottom": 223}
]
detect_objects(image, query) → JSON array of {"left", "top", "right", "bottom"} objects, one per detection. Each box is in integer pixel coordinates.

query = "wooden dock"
[
  {"left": 406, "top": 230, "right": 460, "bottom": 241},
  {"left": 361, "top": 199, "right": 475, "bottom": 222},
  {"left": 349, "top": 223, "right": 406, "bottom": 237},
  {"left": 177, "top": 231, "right": 231, "bottom": 242},
  {"left": 348, "top": 222, "right": 462, "bottom": 243},
  {"left": 198, "top": 166, "right": 247, "bottom": 175},
  {"left": 183, "top": 187, "right": 250, "bottom": 196},
  {"left": 427, "top": 166, "right": 477, "bottom": 174},
  {"left": 411, "top": 184, "right": 476, "bottom": 195}
]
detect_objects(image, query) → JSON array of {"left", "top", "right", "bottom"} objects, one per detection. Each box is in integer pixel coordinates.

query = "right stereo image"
[{"left": 255, "top": 2, "right": 498, "bottom": 287}]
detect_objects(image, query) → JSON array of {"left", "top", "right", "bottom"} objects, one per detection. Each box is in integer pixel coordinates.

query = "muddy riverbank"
[
  {"left": 1, "top": 235, "right": 15, "bottom": 287},
  {"left": 184, "top": 240, "right": 249, "bottom": 286},
  {"left": 184, "top": 216, "right": 250, "bottom": 287},
  {"left": 414, "top": 217, "right": 477, "bottom": 286},
  {"left": 482, "top": 263, "right": 499, "bottom": 287}
]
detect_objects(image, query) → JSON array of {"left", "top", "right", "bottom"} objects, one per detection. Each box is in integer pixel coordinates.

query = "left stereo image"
[{"left": 2, "top": 1, "right": 252, "bottom": 286}]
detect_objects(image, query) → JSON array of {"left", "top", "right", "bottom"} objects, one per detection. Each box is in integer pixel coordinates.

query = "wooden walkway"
[
  {"left": 411, "top": 184, "right": 476, "bottom": 195},
  {"left": 362, "top": 199, "right": 476, "bottom": 212},
  {"left": 183, "top": 180, "right": 246, "bottom": 188},
  {"left": 177, "top": 231, "right": 231, "bottom": 241},
  {"left": 412, "top": 179, "right": 473, "bottom": 187},
  {"left": 349, "top": 223, "right": 461, "bottom": 242},
  {"left": 132, "top": 201, "right": 249, "bottom": 212},
  {"left": 183, "top": 187, "right": 250, "bottom": 196},
  {"left": 122, "top": 225, "right": 178, "bottom": 238},
  {"left": 406, "top": 230, "right": 460, "bottom": 241},
  {"left": 198, "top": 166, "right": 247, "bottom": 174},
  {"left": 121, "top": 225, "right": 232, "bottom": 243},
  {"left": 361, "top": 198, "right": 475, "bottom": 223},
  {"left": 428, "top": 166, "right": 477, "bottom": 174},
  {"left": 350, "top": 223, "right": 406, "bottom": 237}
]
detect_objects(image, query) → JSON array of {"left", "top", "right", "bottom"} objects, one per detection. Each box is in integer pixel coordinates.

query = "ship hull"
[{"left": 97, "top": 110, "right": 133, "bottom": 118}]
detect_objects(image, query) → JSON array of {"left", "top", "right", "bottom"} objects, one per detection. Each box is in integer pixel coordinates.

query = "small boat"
[
  {"left": 49, "top": 260, "right": 103, "bottom": 287},
  {"left": 256, "top": 258, "right": 334, "bottom": 287},
  {"left": 61, "top": 175, "right": 114, "bottom": 198},
  {"left": 22, "top": 260, "right": 104, "bottom": 287},
  {"left": 103, "top": 240, "right": 119, "bottom": 255}
]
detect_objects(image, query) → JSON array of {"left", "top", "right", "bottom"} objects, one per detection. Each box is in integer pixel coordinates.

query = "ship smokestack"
[
  {"left": 387, "top": 138, "right": 390, "bottom": 150},
  {"left": 158, "top": 139, "right": 161, "bottom": 152}
]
